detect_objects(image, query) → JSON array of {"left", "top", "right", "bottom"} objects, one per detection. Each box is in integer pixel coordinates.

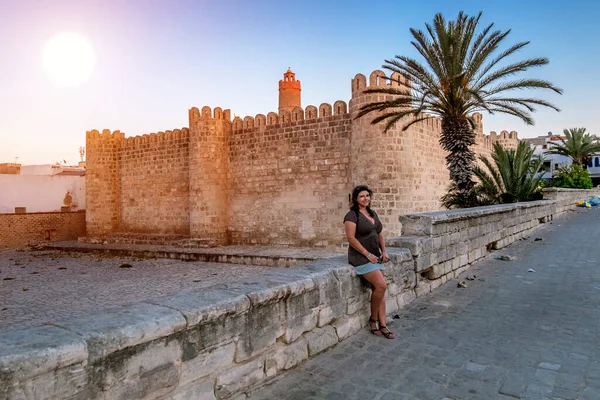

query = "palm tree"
[
  {"left": 356, "top": 11, "right": 562, "bottom": 208},
  {"left": 546, "top": 127, "right": 600, "bottom": 166},
  {"left": 468, "top": 141, "right": 545, "bottom": 205}
]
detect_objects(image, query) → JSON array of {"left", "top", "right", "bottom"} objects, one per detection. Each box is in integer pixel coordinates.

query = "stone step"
[{"left": 45, "top": 241, "right": 345, "bottom": 268}]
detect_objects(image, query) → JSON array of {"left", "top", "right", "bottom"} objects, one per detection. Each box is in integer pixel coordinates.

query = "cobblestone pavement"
[
  {"left": 0, "top": 250, "right": 277, "bottom": 332},
  {"left": 251, "top": 208, "right": 600, "bottom": 400}
]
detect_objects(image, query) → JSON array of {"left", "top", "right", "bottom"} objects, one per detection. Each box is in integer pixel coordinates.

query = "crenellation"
[
  {"left": 280, "top": 109, "right": 291, "bottom": 123},
  {"left": 253, "top": 114, "right": 265, "bottom": 127},
  {"left": 87, "top": 129, "right": 125, "bottom": 141},
  {"left": 189, "top": 107, "right": 200, "bottom": 124},
  {"left": 201, "top": 106, "right": 212, "bottom": 119},
  {"left": 223, "top": 109, "right": 231, "bottom": 121},
  {"left": 333, "top": 100, "right": 347, "bottom": 115},
  {"left": 86, "top": 129, "right": 99, "bottom": 139},
  {"left": 232, "top": 117, "right": 243, "bottom": 131},
  {"left": 291, "top": 107, "right": 304, "bottom": 122},
  {"left": 267, "top": 112, "right": 279, "bottom": 125},
  {"left": 368, "top": 70, "right": 386, "bottom": 87},
  {"left": 351, "top": 73, "right": 367, "bottom": 95},
  {"left": 319, "top": 103, "right": 332, "bottom": 117},
  {"left": 305, "top": 105, "right": 318, "bottom": 120},
  {"left": 244, "top": 116, "right": 255, "bottom": 129},
  {"left": 214, "top": 107, "right": 223, "bottom": 120}
]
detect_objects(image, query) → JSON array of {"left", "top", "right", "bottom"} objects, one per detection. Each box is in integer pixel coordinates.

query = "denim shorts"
[{"left": 354, "top": 262, "right": 386, "bottom": 275}]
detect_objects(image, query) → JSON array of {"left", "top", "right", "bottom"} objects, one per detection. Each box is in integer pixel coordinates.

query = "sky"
[{"left": 0, "top": 0, "right": 598, "bottom": 165}]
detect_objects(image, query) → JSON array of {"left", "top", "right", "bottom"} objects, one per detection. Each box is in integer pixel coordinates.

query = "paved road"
[{"left": 251, "top": 208, "right": 600, "bottom": 400}]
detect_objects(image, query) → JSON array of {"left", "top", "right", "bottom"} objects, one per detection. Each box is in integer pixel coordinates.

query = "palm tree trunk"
[{"left": 440, "top": 117, "right": 476, "bottom": 203}]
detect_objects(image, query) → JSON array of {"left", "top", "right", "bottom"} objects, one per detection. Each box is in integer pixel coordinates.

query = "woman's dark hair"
[{"left": 350, "top": 185, "right": 374, "bottom": 218}]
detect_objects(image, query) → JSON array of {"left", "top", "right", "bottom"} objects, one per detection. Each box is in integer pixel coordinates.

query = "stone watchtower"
[{"left": 278, "top": 68, "right": 301, "bottom": 114}]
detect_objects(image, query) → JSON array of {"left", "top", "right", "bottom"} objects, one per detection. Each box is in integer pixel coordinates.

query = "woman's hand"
[
  {"left": 381, "top": 252, "right": 389, "bottom": 263},
  {"left": 366, "top": 253, "right": 379, "bottom": 264}
]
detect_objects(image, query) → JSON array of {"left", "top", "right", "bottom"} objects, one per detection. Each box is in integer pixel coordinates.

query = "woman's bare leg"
[
  {"left": 377, "top": 270, "right": 387, "bottom": 324},
  {"left": 361, "top": 269, "right": 387, "bottom": 324}
]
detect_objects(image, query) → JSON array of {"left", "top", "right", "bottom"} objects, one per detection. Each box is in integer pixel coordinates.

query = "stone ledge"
[
  {"left": 399, "top": 200, "right": 554, "bottom": 236},
  {"left": 0, "top": 250, "right": 414, "bottom": 400},
  {"left": 0, "top": 325, "right": 87, "bottom": 382}
]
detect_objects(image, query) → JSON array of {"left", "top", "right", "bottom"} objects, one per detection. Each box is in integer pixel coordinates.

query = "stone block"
[
  {"left": 99, "top": 340, "right": 181, "bottom": 400},
  {"left": 429, "top": 264, "right": 445, "bottom": 279},
  {"left": 283, "top": 291, "right": 319, "bottom": 343},
  {"left": 215, "top": 358, "right": 265, "bottom": 399},
  {"left": 182, "top": 311, "right": 245, "bottom": 354},
  {"left": 317, "top": 304, "right": 344, "bottom": 327},
  {"left": 387, "top": 281, "right": 400, "bottom": 297},
  {"left": 0, "top": 325, "right": 87, "bottom": 384},
  {"left": 54, "top": 302, "right": 187, "bottom": 363},
  {"left": 415, "top": 253, "right": 432, "bottom": 272},
  {"left": 385, "top": 296, "right": 399, "bottom": 314},
  {"left": 235, "top": 301, "right": 284, "bottom": 362},
  {"left": 264, "top": 357, "right": 278, "bottom": 379},
  {"left": 347, "top": 293, "right": 369, "bottom": 315},
  {"left": 2, "top": 362, "right": 91, "bottom": 400},
  {"left": 397, "top": 290, "right": 416, "bottom": 309},
  {"left": 468, "top": 250, "right": 476, "bottom": 264},
  {"left": 332, "top": 315, "right": 362, "bottom": 341},
  {"left": 151, "top": 287, "right": 250, "bottom": 327},
  {"left": 430, "top": 278, "right": 443, "bottom": 291},
  {"left": 180, "top": 342, "right": 235, "bottom": 387},
  {"left": 166, "top": 378, "right": 216, "bottom": 400},
  {"left": 267, "top": 337, "right": 308, "bottom": 372},
  {"left": 303, "top": 326, "right": 338, "bottom": 357},
  {"left": 415, "top": 281, "right": 432, "bottom": 298},
  {"left": 312, "top": 270, "right": 344, "bottom": 306}
]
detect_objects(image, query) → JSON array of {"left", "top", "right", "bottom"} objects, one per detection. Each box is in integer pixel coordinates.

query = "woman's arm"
[
  {"left": 345, "top": 221, "right": 378, "bottom": 264},
  {"left": 378, "top": 232, "right": 389, "bottom": 262}
]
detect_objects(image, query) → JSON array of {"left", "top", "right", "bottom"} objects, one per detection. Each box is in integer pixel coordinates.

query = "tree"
[
  {"left": 546, "top": 127, "right": 600, "bottom": 166},
  {"left": 463, "top": 141, "right": 545, "bottom": 206},
  {"left": 551, "top": 164, "right": 593, "bottom": 189},
  {"left": 356, "top": 11, "right": 562, "bottom": 208}
]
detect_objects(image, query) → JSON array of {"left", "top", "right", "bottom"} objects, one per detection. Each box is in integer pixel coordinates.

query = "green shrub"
[{"left": 551, "top": 164, "right": 593, "bottom": 189}]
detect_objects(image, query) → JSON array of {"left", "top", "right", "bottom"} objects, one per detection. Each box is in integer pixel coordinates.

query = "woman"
[{"left": 343, "top": 185, "right": 396, "bottom": 339}]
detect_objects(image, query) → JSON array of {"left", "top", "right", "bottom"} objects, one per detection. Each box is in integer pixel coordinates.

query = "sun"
[{"left": 43, "top": 32, "right": 96, "bottom": 86}]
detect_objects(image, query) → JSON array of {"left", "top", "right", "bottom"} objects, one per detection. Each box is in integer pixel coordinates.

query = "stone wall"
[
  {"left": 389, "top": 201, "right": 555, "bottom": 297},
  {"left": 84, "top": 69, "right": 520, "bottom": 246},
  {"left": 85, "top": 130, "right": 123, "bottom": 236},
  {"left": 0, "top": 211, "right": 86, "bottom": 249},
  {"left": 542, "top": 187, "right": 600, "bottom": 216},
  {"left": 228, "top": 113, "right": 352, "bottom": 246},
  {"left": 119, "top": 129, "right": 190, "bottom": 234}
]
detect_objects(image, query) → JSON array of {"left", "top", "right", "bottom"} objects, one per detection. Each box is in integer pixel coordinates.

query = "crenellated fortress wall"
[{"left": 85, "top": 69, "right": 519, "bottom": 246}]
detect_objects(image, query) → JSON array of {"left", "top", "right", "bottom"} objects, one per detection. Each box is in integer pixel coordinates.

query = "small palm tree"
[
  {"left": 356, "top": 11, "right": 562, "bottom": 208},
  {"left": 468, "top": 141, "right": 545, "bottom": 205},
  {"left": 546, "top": 128, "right": 600, "bottom": 166}
]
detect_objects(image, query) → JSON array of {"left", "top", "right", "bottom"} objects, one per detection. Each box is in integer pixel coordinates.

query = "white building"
[
  {"left": 524, "top": 132, "right": 600, "bottom": 182},
  {"left": 0, "top": 163, "right": 86, "bottom": 213}
]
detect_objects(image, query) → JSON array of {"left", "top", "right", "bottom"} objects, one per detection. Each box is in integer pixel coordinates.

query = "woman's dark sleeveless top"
[{"left": 343, "top": 210, "right": 383, "bottom": 267}]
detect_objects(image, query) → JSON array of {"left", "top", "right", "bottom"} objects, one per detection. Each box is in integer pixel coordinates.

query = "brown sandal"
[
  {"left": 379, "top": 326, "right": 396, "bottom": 339},
  {"left": 369, "top": 317, "right": 383, "bottom": 336}
]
